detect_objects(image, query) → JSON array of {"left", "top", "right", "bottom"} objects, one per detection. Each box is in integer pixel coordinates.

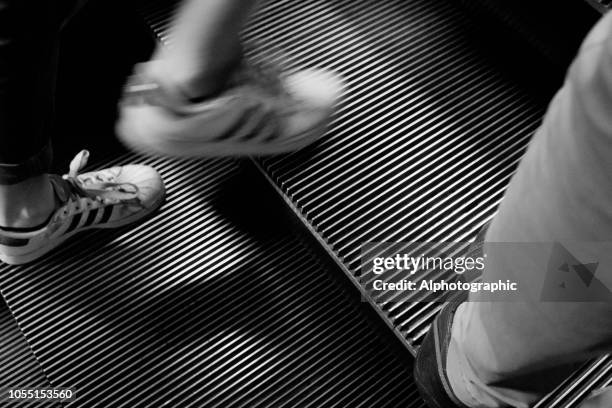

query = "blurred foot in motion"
[{"left": 116, "top": 0, "right": 344, "bottom": 158}]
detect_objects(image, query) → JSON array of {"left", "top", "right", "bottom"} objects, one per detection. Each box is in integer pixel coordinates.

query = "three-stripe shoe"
[
  {"left": 0, "top": 150, "right": 165, "bottom": 265},
  {"left": 116, "top": 60, "right": 344, "bottom": 157}
]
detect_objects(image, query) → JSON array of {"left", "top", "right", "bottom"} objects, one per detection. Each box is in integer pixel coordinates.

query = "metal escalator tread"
[
  {"left": 142, "top": 0, "right": 612, "bottom": 406},
  {"left": 247, "top": 0, "right": 612, "bottom": 405},
  {"left": 0, "top": 298, "right": 59, "bottom": 408},
  {"left": 213, "top": 0, "right": 610, "bottom": 406},
  {"left": 0, "top": 155, "right": 420, "bottom": 407}
]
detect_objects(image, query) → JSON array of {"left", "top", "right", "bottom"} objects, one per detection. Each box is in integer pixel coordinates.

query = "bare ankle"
[{"left": 0, "top": 174, "right": 56, "bottom": 229}]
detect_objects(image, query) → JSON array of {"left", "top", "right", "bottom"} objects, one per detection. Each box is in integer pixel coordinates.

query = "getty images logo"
[{"left": 541, "top": 242, "right": 612, "bottom": 302}]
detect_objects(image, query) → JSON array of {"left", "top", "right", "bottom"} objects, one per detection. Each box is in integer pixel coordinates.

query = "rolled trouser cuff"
[{"left": 0, "top": 143, "right": 52, "bottom": 185}]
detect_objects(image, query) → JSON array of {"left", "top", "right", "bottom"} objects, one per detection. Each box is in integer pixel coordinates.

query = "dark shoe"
[
  {"left": 414, "top": 225, "right": 488, "bottom": 408},
  {"left": 414, "top": 290, "right": 470, "bottom": 408}
]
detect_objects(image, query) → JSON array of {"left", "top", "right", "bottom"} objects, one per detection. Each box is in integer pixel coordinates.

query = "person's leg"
[
  {"left": 445, "top": 11, "right": 612, "bottom": 407},
  {"left": 147, "top": 0, "right": 259, "bottom": 100},
  {"left": 0, "top": 0, "right": 166, "bottom": 265},
  {"left": 0, "top": 0, "right": 60, "bottom": 228}
]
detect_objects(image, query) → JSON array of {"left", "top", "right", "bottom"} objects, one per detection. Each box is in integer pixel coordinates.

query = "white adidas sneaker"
[
  {"left": 0, "top": 150, "right": 165, "bottom": 265},
  {"left": 116, "top": 60, "right": 344, "bottom": 157}
]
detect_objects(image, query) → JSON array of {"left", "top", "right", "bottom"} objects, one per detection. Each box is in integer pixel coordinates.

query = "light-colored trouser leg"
[{"left": 446, "top": 11, "right": 612, "bottom": 408}]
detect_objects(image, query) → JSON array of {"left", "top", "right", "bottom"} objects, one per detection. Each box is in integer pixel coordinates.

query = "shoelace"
[
  {"left": 239, "top": 57, "right": 311, "bottom": 117},
  {"left": 241, "top": 59, "right": 287, "bottom": 96},
  {"left": 53, "top": 151, "right": 128, "bottom": 217},
  {"left": 240, "top": 42, "right": 324, "bottom": 116}
]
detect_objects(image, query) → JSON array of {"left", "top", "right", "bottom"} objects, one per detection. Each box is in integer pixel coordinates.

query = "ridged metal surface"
[
  {"left": 0, "top": 0, "right": 607, "bottom": 407},
  {"left": 254, "top": 0, "right": 543, "bottom": 347},
  {"left": 0, "top": 154, "right": 419, "bottom": 407},
  {"left": 164, "top": 0, "right": 612, "bottom": 406},
  {"left": 0, "top": 298, "right": 58, "bottom": 407},
  {"left": 246, "top": 1, "right": 612, "bottom": 405},
  {"left": 142, "top": 0, "right": 612, "bottom": 406}
]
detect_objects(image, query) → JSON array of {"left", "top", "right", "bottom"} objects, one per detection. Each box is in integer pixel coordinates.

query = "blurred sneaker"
[
  {"left": 116, "top": 60, "right": 344, "bottom": 157},
  {"left": 0, "top": 150, "right": 165, "bottom": 265}
]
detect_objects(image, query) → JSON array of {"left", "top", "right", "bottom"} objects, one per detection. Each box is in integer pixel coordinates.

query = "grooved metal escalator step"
[
  {"left": 0, "top": 297, "right": 59, "bottom": 408},
  {"left": 0, "top": 155, "right": 421, "bottom": 407},
  {"left": 144, "top": 0, "right": 612, "bottom": 406}
]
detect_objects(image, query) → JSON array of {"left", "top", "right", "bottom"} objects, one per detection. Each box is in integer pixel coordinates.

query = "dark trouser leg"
[
  {"left": 0, "top": 0, "right": 60, "bottom": 184},
  {"left": 0, "top": 0, "right": 88, "bottom": 230}
]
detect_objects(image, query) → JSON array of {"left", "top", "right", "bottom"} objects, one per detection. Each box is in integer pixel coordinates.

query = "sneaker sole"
[{"left": 116, "top": 105, "right": 332, "bottom": 158}]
